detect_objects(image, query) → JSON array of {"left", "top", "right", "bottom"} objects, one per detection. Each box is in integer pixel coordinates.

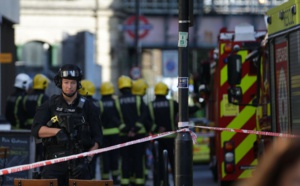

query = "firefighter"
[
  {"left": 23, "top": 73, "right": 50, "bottom": 129},
  {"left": 31, "top": 64, "right": 102, "bottom": 186},
  {"left": 118, "top": 75, "right": 148, "bottom": 186},
  {"left": 131, "top": 78, "right": 152, "bottom": 132},
  {"left": 5, "top": 73, "right": 32, "bottom": 129},
  {"left": 132, "top": 78, "right": 148, "bottom": 98},
  {"left": 132, "top": 78, "right": 151, "bottom": 180},
  {"left": 148, "top": 81, "right": 179, "bottom": 185},
  {"left": 99, "top": 81, "right": 122, "bottom": 184},
  {"left": 78, "top": 79, "right": 100, "bottom": 179},
  {"left": 22, "top": 73, "right": 50, "bottom": 178},
  {"left": 78, "top": 79, "right": 99, "bottom": 108}
]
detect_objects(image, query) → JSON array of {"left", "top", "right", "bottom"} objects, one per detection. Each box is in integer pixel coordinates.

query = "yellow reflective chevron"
[
  {"left": 221, "top": 65, "right": 228, "bottom": 86},
  {"left": 240, "top": 74, "right": 257, "bottom": 93},
  {"left": 220, "top": 43, "right": 226, "bottom": 55},
  {"left": 234, "top": 132, "right": 256, "bottom": 164},
  {"left": 221, "top": 105, "right": 256, "bottom": 143}
]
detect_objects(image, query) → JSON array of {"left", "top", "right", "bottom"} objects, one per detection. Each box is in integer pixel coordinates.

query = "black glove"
[
  {"left": 55, "top": 129, "right": 69, "bottom": 144},
  {"left": 71, "top": 160, "right": 91, "bottom": 179}
]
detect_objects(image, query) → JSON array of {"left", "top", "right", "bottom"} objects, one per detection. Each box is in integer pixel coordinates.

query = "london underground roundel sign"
[{"left": 124, "top": 15, "right": 152, "bottom": 39}]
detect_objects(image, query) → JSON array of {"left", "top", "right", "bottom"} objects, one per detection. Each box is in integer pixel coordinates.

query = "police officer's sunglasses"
[{"left": 60, "top": 70, "right": 80, "bottom": 77}]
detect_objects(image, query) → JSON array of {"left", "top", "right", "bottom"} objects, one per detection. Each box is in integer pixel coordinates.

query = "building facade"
[
  {"left": 15, "top": 0, "right": 128, "bottom": 95},
  {"left": 14, "top": 0, "right": 286, "bottom": 99},
  {"left": 0, "top": 0, "right": 20, "bottom": 116}
]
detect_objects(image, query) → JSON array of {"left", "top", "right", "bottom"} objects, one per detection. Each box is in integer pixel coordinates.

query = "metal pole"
[
  {"left": 163, "top": 150, "right": 169, "bottom": 186},
  {"left": 153, "top": 140, "right": 160, "bottom": 186},
  {"left": 134, "top": 0, "right": 140, "bottom": 68},
  {"left": 0, "top": 16, "right": 2, "bottom": 115},
  {"left": 175, "top": 0, "right": 193, "bottom": 185}
]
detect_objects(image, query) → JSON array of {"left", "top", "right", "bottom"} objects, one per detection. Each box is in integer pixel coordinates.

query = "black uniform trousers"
[
  {"left": 42, "top": 158, "right": 91, "bottom": 186},
  {"left": 101, "top": 134, "right": 120, "bottom": 180},
  {"left": 120, "top": 134, "right": 146, "bottom": 186},
  {"left": 42, "top": 162, "right": 69, "bottom": 186}
]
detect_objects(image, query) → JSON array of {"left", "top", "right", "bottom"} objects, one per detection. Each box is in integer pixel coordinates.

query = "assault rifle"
[{"left": 48, "top": 113, "right": 94, "bottom": 149}]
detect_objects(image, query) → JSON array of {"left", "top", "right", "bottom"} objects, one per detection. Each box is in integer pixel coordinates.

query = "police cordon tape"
[
  {"left": 194, "top": 125, "right": 300, "bottom": 138},
  {"left": 0, "top": 128, "right": 193, "bottom": 176},
  {"left": 0, "top": 125, "right": 299, "bottom": 176}
]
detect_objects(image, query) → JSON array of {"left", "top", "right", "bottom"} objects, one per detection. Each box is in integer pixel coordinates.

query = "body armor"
[{"left": 43, "top": 95, "right": 92, "bottom": 159}]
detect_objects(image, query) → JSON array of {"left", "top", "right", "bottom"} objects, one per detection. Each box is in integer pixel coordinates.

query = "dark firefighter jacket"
[
  {"left": 5, "top": 88, "right": 28, "bottom": 129},
  {"left": 99, "top": 95, "right": 123, "bottom": 135}
]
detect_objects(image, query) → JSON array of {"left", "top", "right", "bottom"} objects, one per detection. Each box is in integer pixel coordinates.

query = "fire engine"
[
  {"left": 266, "top": 0, "right": 300, "bottom": 135},
  {"left": 208, "top": 24, "right": 267, "bottom": 186},
  {"left": 209, "top": 0, "right": 300, "bottom": 184},
  {"left": 238, "top": 0, "right": 300, "bottom": 161}
]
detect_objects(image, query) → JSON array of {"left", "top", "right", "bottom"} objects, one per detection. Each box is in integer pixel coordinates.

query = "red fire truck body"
[{"left": 212, "top": 24, "right": 266, "bottom": 185}]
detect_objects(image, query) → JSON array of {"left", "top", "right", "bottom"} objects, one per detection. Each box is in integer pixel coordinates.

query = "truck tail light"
[
  {"left": 224, "top": 141, "right": 235, "bottom": 174},
  {"left": 225, "top": 163, "right": 235, "bottom": 173}
]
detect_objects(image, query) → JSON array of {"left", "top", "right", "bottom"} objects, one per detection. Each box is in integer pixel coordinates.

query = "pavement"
[
  {"left": 95, "top": 157, "right": 217, "bottom": 186},
  {"left": 145, "top": 163, "right": 217, "bottom": 186}
]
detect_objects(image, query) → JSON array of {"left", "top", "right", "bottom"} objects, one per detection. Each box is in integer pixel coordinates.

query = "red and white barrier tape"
[
  {"left": 0, "top": 128, "right": 193, "bottom": 176},
  {"left": 194, "top": 125, "right": 300, "bottom": 138},
  {"left": 1, "top": 125, "right": 299, "bottom": 176}
]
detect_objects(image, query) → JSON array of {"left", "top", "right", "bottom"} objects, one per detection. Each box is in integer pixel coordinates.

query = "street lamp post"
[
  {"left": 175, "top": 0, "right": 193, "bottom": 185},
  {"left": 134, "top": 0, "right": 140, "bottom": 68}
]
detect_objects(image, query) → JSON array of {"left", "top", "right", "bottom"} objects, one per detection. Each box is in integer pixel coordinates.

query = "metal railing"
[{"left": 122, "top": 0, "right": 287, "bottom": 14}]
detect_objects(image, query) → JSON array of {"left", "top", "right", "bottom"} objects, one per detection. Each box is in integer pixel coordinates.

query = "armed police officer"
[{"left": 31, "top": 64, "right": 102, "bottom": 186}]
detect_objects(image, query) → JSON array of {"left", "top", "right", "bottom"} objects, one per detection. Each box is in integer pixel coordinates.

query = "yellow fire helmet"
[
  {"left": 78, "top": 79, "right": 96, "bottom": 96},
  {"left": 100, "top": 82, "right": 115, "bottom": 95},
  {"left": 132, "top": 78, "right": 148, "bottom": 96},
  {"left": 33, "top": 73, "right": 50, "bottom": 90},
  {"left": 118, "top": 75, "right": 132, "bottom": 89},
  {"left": 154, "top": 81, "right": 169, "bottom": 95}
]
